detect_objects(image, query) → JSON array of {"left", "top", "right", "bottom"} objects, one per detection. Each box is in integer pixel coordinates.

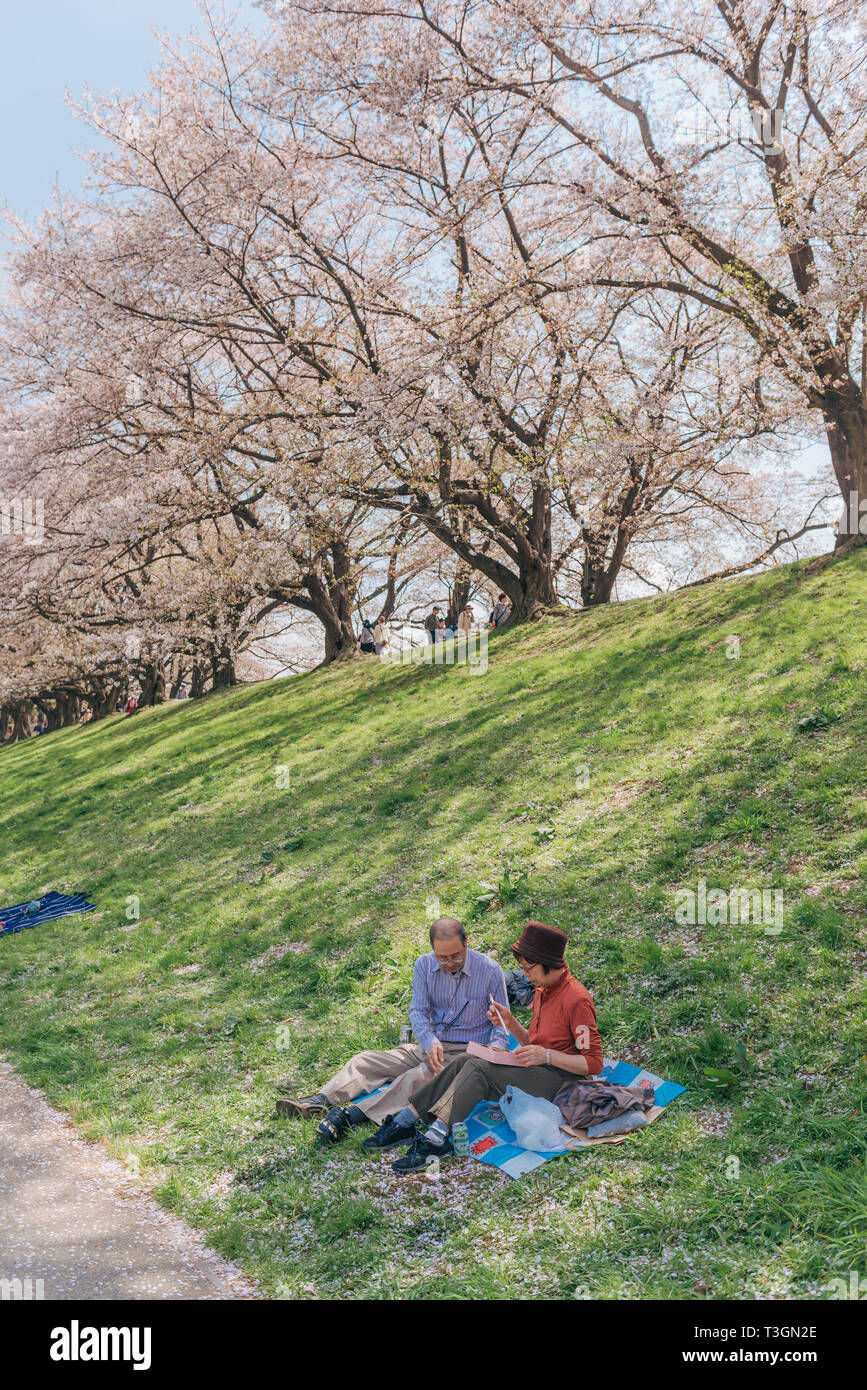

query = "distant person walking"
[
  {"left": 423, "top": 606, "right": 442, "bottom": 644},
  {"left": 490, "top": 593, "right": 511, "bottom": 628},
  {"left": 359, "top": 620, "right": 376, "bottom": 654},
  {"left": 374, "top": 620, "right": 389, "bottom": 657},
  {"left": 457, "top": 605, "right": 473, "bottom": 635}
]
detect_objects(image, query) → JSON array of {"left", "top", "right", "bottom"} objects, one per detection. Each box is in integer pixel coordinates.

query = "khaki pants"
[
  {"left": 409, "top": 1053, "right": 575, "bottom": 1128},
  {"left": 320, "top": 1041, "right": 468, "bottom": 1125}
]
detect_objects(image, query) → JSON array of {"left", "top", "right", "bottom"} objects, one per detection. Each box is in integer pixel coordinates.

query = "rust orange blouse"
[{"left": 528, "top": 966, "right": 604, "bottom": 1074}]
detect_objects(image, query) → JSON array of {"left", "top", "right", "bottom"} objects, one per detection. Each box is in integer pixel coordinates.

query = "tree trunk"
[
  {"left": 322, "top": 607, "right": 360, "bottom": 662},
  {"left": 190, "top": 661, "right": 208, "bottom": 699},
  {"left": 91, "top": 680, "right": 123, "bottom": 721},
  {"left": 47, "top": 696, "right": 66, "bottom": 731},
  {"left": 377, "top": 478, "right": 555, "bottom": 627},
  {"left": 580, "top": 522, "right": 632, "bottom": 608},
  {"left": 580, "top": 555, "right": 619, "bottom": 607},
  {"left": 507, "top": 560, "right": 560, "bottom": 623},
  {"left": 411, "top": 510, "right": 559, "bottom": 624},
  {"left": 577, "top": 466, "right": 643, "bottom": 607},
  {"left": 445, "top": 562, "right": 473, "bottom": 627},
  {"left": 34, "top": 697, "right": 55, "bottom": 732},
  {"left": 297, "top": 555, "right": 360, "bottom": 664},
  {"left": 825, "top": 400, "right": 867, "bottom": 549},
  {"left": 138, "top": 661, "right": 167, "bottom": 707},
  {"left": 47, "top": 691, "right": 82, "bottom": 728},
  {"left": 376, "top": 515, "right": 413, "bottom": 624},
  {"left": 210, "top": 646, "right": 236, "bottom": 689},
  {"left": 12, "top": 702, "right": 34, "bottom": 741}
]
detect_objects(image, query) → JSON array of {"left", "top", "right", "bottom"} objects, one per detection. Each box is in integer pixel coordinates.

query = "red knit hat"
[{"left": 511, "top": 921, "right": 568, "bottom": 968}]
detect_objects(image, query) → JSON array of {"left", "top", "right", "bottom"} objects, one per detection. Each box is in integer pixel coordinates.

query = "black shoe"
[
  {"left": 391, "top": 1134, "right": 454, "bottom": 1174},
  {"left": 317, "top": 1106, "right": 354, "bottom": 1144},
  {"left": 345, "top": 1105, "right": 371, "bottom": 1128},
  {"left": 276, "top": 1092, "right": 329, "bottom": 1118},
  {"left": 361, "top": 1114, "right": 419, "bottom": 1152}
]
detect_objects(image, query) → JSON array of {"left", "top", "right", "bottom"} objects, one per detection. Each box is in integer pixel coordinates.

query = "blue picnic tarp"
[
  {"left": 0, "top": 892, "right": 95, "bottom": 937},
  {"left": 463, "top": 1056, "right": 685, "bottom": 1178},
  {"left": 355, "top": 1039, "right": 685, "bottom": 1180}
]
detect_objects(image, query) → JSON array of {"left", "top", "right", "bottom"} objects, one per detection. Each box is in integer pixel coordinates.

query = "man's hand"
[
  {"left": 513, "top": 1045, "right": 549, "bottom": 1067},
  {"left": 487, "top": 1002, "right": 516, "bottom": 1031},
  {"left": 428, "top": 1040, "right": 445, "bottom": 1074}
]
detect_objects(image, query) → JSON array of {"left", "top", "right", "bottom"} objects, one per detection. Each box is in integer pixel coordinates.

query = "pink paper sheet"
[{"left": 467, "top": 1040, "right": 529, "bottom": 1066}]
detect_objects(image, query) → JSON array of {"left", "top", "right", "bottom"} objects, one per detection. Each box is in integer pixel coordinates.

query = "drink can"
[
  {"left": 452, "top": 1121, "right": 469, "bottom": 1155},
  {"left": 399, "top": 1025, "right": 413, "bottom": 1045}
]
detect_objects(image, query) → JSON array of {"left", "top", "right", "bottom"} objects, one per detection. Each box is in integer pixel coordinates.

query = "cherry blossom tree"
[
  {"left": 263, "top": 0, "right": 836, "bottom": 604},
  {"left": 0, "top": 0, "right": 848, "bottom": 740},
  {"left": 307, "top": 0, "right": 865, "bottom": 535}
]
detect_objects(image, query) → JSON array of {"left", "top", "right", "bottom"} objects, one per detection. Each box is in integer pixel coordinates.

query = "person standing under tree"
[
  {"left": 457, "top": 605, "right": 473, "bottom": 635},
  {"left": 490, "top": 593, "right": 511, "bottom": 628},
  {"left": 423, "top": 606, "right": 442, "bottom": 644},
  {"left": 374, "top": 619, "right": 389, "bottom": 656}
]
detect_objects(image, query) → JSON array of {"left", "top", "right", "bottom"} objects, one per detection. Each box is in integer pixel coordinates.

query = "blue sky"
[{"left": 1, "top": 1, "right": 261, "bottom": 221}]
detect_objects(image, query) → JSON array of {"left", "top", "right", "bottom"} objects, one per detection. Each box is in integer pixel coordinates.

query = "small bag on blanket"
[{"left": 499, "top": 1086, "right": 565, "bottom": 1152}]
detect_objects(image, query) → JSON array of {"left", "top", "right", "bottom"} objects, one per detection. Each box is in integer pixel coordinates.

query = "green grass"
[{"left": 1, "top": 549, "right": 866, "bottom": 1299}]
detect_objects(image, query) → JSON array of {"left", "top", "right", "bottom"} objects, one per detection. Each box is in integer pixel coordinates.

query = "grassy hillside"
[{"left": 1, "top": 550, "right": 866, "bottom": 1300}]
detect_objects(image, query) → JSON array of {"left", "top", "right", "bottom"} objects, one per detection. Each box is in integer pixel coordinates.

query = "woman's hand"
[
  {"left": 487, "top": 1002, "right": 516, "bottom": 1031},
  {"left": 512, "top": 1044, "right": 549, "bottom": 1067}
]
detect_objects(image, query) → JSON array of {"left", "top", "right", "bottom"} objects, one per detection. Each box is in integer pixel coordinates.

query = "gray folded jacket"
[
  {"left": 587, "top": 1109, "right": 649, "bottom": 1138},
  {"left": 554, "top": 1078, "right": 656, "bottom": 1129}
]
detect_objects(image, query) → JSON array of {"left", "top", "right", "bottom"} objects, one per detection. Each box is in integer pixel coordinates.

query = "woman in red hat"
[{"left": 379, "top": 921, "right": 604, "bottom": 1174}]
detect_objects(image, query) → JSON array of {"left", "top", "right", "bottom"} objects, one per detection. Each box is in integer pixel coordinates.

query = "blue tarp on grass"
[
  {"left": 356, "top": 1044, "right": 685, "bottom": 1180},
  {"left": 463, "top": 1056, "right": 685, "bottom": 1178},
  {"left": 0, "top": 892, "right": 95, "bottom": 937}
]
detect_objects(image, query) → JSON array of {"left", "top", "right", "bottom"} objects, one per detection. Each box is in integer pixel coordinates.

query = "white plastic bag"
[{"left": 499, "top": 1085, "right": 565, "bottom": 1152}]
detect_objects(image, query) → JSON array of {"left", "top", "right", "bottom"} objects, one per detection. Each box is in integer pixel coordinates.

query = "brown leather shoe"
[{"left": 276, "top": 1092, "right": 329, "bottom": 1118}]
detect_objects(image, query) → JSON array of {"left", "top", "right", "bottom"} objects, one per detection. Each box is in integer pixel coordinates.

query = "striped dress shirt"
[{"left": 409, "top": 948, "right": 510, "bottom": 1052}]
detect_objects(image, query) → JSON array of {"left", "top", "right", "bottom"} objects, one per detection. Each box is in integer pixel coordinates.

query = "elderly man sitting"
[
  {"left": 276, "top": 918, "right": 509, "bottom": 1144},
  {"left": 364, "top": 920, "right": 604, "bottom": 1174}
]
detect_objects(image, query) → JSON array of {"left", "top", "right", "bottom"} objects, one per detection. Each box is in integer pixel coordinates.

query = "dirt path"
[{"left": 0, "top": 1060, "right": 257, "bottom": 1300}]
